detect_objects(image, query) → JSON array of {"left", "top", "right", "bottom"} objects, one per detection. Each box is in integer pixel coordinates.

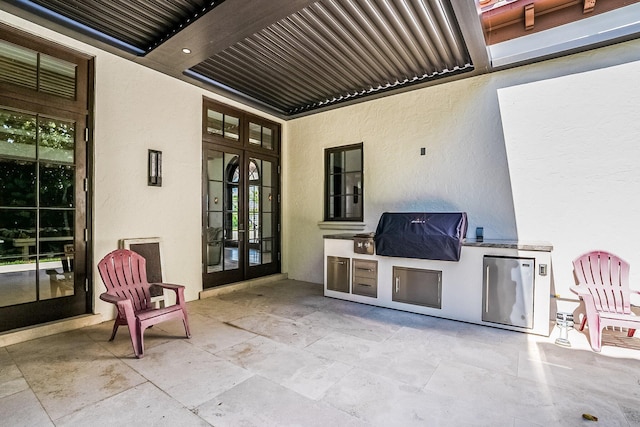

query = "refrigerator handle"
[{"left": 485, "top": 265, "right": 490, "bottom": 313}]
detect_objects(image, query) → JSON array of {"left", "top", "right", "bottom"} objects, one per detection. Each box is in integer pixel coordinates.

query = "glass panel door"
[
  {"left": 0, "top": 107, "right": 87, "bottom": 331},
  {"left": 204, "top": 147, "right": 279, "bottom": 287},
  {"left": 204, "top": 147, "right": 245, "bottom": 285},
  {"left": 248, "top": 157, "right": 276, "bottom": 269}
]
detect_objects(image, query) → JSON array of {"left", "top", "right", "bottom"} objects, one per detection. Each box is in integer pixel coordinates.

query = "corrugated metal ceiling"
[
  {"left": 26, "top": 0, "right": 224, "bottom": 53},
  {"left": 4, "top": 0, "right": 473, "bottom": 116},
  {"left": 4, "top": 0, "right": 640, "bottom": 118},
  {"left": 190, "top": 0, "right": 472, "bottom": 115}
]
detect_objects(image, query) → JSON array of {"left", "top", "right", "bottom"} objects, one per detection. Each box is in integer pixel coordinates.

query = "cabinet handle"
[
  {"left": 356, "top": 267, "right": 374, "bottom": 272},
  {"left": 395, "top": 277, "right": 399, "bottom": 293},
  {"left": 357, "top": 283, "right": 372, "bottom": 287},
  {"left": 485, "top": 265, "right": 490, "bottom": 313},
  {"left": 333, "top": 261, "right": 345, "bottom": 265}
]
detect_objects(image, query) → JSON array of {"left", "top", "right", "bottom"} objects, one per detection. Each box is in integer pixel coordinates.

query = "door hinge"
[
  {"left": 84, "top": 127, "right": 89, "bottom": 142},
  {"left": 277, "top": 194, "right": 281, "bottom": 203},
  {"left": 83, "top": 229, "right": 88, "bottom": 242},
  {"left": 83, "top": 178, "right": 88, "bottom": 192},
  {"left": 277, "top": 165, "right": 281, "bottom": 174},
  {"left": 85, "top": 278, "right": 89, "bottom": 292},
  {"left": 278, "top": 223, "right": 280, "bottom": 232},
  {"left": 278, "top": 252, "right": 281, "bottom": 261}
]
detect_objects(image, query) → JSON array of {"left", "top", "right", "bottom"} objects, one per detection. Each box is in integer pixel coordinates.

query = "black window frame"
[{"left": 324, "top": 143, "right": 363, "bottom": 222}]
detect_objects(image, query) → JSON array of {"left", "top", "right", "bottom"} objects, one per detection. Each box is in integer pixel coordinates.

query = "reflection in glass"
[
  {"left": 39, "top": 117, "right": 75, "bottom": 163},
  {"left": 40, "top": 163, "right": 75, "bottom": 208},
  {"left": 0, "top": 260, "right": 36, "bottom": 307},
  {"left": 39, "top": 54, "right": 77, "bottom": 99},
  {"left": 262, "top": 240, "right": 273, "bottom": 265},
  {"left": 0, "top": 109, "right": 37, "bottom": 159},
  {"left": 0, "top": 40, "right": 37, "bottom": 91},
  {"left": 207, "top": 151, "right": 223, "bottom": 181},
  {"left": 249, "top": 122, "right": 261, "bottom": 145},
  {"left": 0, "top": 159, "right": 36, "bottom": 207},
  {"left": 0, "top": 209, "right": 37, "bottom": 258},
  {"left": 224, "top": 153, "right": 240, "bottom": 271},
  {"left": 326, "top": 144, "right": 363, "bottom": 221},
  {"left": 207, "top": 110, "right": 223, "bottom": 136},
  {"left": 0, "top": 206, "right": 38, "bottom": 305},
  {"left": 345, "top": 148, "right": 362, "bottom": 172},
  {"left": 206, "top": 212, "right": 223, "bottom": 272},
  {"left": 262, "top": 213, "right": 272, "bottom": 238},
  {"left": 40, "top": 245, "right": 74, "bottom": 300},
  {"left": 225, "top": 115, "right": 240, "bottom": 141},
  {"left": 262, "top": 161, "right": 272, "bottom": 187},
  {"left": 263, "top": 128, "right": 273, "bottom": 150},
  {"left": 345, "top": 196, "right": 363, "bottom": 218},
  {"left": 262, "top": 187, "right": 273, "bottom": 213},
  {"left": 39, "top": 210, "right": 74, "bottom": 254},
  {"left": 208, "top": 181, "right": 223, "bottom": 211}
]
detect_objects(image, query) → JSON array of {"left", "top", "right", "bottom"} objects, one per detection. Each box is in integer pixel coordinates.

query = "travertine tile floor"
[{"left": 1, "top": 279, "right": 640, "bottom": 426}]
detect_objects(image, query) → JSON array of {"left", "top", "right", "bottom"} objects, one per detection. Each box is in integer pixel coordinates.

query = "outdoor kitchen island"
[{"left": 324, "top": 234, "right": 553, "bottom": 336}]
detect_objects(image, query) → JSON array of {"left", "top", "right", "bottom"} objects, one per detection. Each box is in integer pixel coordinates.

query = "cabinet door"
[
  {"left": 327, "top": 256, "right": 350, "bottom": 293},
  {"left": 392, "top": 267, "right": 441, "bottom": 308},
  {"left": 482, "top": 256, "right": 535, "bottom": 328}
]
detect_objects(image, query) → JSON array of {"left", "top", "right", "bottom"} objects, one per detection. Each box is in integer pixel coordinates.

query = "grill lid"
[{"left": 374, "top": 212, "right": 467, "bottom": 261}]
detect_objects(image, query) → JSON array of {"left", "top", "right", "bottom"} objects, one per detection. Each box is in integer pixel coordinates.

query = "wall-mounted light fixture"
[{"left": 148, "top": 149, "right": 162, "bottom": 187}]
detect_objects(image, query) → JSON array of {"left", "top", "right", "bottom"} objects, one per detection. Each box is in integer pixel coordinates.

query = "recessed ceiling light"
[{"left": 182, "top": 48, "right": 191, "bottom": 54}]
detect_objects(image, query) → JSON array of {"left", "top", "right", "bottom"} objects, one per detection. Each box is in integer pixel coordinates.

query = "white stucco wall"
[
  {"left": 285, "top": 38, "right": 640, "bottom": 311},
  {"left": 3, "top": 10, "right": 640, "bottom": 324},
  {"left": 0, "top": 13, "right": 284, "bottom": 320},
  {"left": 497, "top": 55, "right": 640, "bottom": 309}
]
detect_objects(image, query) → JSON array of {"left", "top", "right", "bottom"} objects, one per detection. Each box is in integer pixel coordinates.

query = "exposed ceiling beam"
[
  {"left": 449, "top": 0, "right": 490, "bottom": 73},
  {"left": 144, "top": 0, "right": 318, "bottom": 73}
]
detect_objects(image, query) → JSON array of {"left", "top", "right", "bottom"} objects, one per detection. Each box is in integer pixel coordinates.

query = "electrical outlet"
[{"left": 539, "top": 264, "right": 547, "bottom": 276}]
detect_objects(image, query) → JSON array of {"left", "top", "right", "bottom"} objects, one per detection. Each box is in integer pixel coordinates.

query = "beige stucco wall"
[
  {"left": 285, "top": 38, "right": 640, "bottom": 312},
  {"left": 0, "top": 12, "right": 284, "bottom": 320}
]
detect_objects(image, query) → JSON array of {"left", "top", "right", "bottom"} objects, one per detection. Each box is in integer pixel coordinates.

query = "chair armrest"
[
  {"left": 151, "top": 283, "right": 187, "bottom": 304},
  {"left": 152, "top": 283, "right": 184, "bottom": 291},
  {"left": 100, "top": 292, "right": 127, "bottom": 304},
  {"left": 570, "top": 285, "right": 591, "bottom": 297}
]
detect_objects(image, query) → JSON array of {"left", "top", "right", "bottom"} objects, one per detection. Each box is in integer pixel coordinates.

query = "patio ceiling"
[{"left": 1, "top": 0, "right": 639, "bottom": 119}]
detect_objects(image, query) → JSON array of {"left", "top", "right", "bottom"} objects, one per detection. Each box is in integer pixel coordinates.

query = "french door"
[
  {"left": 202, "top": 99, "right": 281, "bottom": 288},
  {"left": 0, "top": 27, "right": 92, "bottom": 332},
  {"left": 203, "top": 147, "right": 280, "bottom": 287},
  {"left": 0, "top": 106, "right": 89, "bottom": 332}
]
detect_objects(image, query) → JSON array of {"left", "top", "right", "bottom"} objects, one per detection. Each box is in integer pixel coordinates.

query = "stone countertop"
[{"left": 323, "top": 234, "right": 553, "bottom": 252}]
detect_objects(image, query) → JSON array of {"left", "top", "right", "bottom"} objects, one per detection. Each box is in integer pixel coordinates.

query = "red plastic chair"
[
  {"left": 571, "top": 251, "right": 639, "bottom": 352},
  {"left": 98, "top": 249, "right": 191, "bottom": 358}
]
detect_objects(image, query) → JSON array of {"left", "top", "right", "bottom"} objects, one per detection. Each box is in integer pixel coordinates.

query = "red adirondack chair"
[
  {"left": 98, "top": 249, "right": 191, "bottom": 358},
  {"left": 571, "top": 251, "right": 639, "bottom": 352}
]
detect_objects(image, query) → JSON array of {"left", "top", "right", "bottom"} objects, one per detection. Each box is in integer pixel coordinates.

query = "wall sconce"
[{"left": 148, "top": 149, "right": 162, "bottom": 187}]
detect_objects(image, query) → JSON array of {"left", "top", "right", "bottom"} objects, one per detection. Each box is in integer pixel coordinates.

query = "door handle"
[
  {"left": 485, "top": 265, "right": 490, "bottom": 313},
  {"left": 238, "top": 230, "right": 245, "bottom": 233}
]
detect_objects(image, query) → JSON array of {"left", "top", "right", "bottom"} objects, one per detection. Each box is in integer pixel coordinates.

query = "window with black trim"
[{"left": 325, "top": 143, "right": 363, "bottom": 222}]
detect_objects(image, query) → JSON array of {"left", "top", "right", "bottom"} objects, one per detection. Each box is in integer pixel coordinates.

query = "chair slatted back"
[
  {"left": 98, "top": 249, "right": 152, "bottom": 313},
  {"left": 573, "top": 251, "right": 631, "bottom": 315}
]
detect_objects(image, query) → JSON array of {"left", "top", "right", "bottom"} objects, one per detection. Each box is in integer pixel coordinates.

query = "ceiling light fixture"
[{"left": 182, "top": 48, "right": 192, "bottom": 54}]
